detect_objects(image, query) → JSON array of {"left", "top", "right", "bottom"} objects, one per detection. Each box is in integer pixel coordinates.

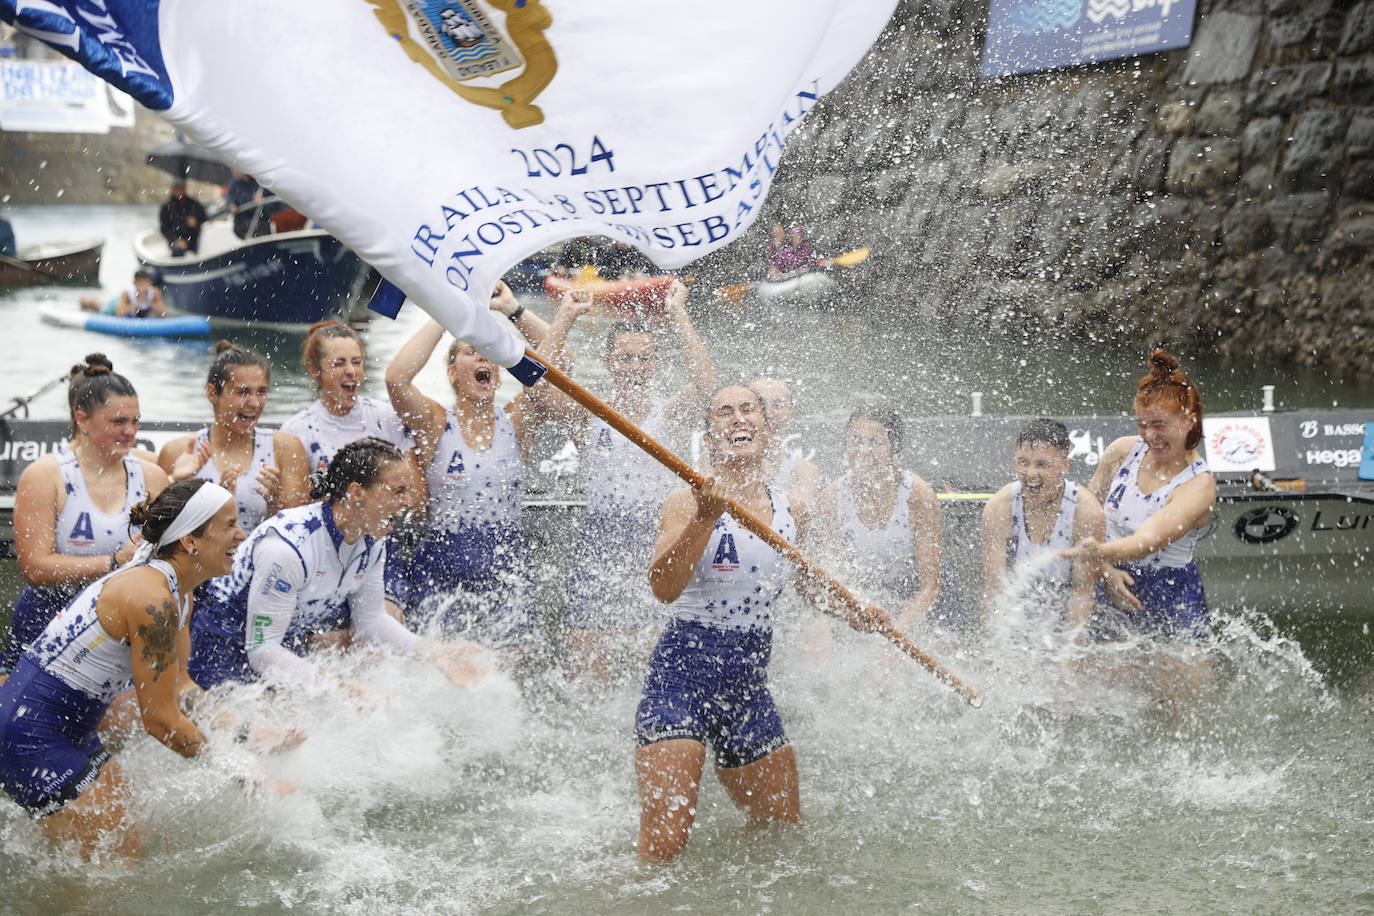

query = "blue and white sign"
[
  {"left": 982, "top": 0, "right": 1198, "bottom": 78},
  {"left": 2, "top": 0, "right": 896, "bottom": 370}
]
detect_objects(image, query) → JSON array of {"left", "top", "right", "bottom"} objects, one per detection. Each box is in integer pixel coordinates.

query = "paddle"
[
  {"left": 528, "top": 348, "right": 983, "bottom": 707},
  {"left": 713, "top": 246, "right": 871, "bottom": 304},
  {"left": 1, "top": 371, "right": 68, "bottom": 420}
]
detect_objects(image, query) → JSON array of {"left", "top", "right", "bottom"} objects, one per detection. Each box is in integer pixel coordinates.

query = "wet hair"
[
  {"left": 128, "top": 479, "right": 217, "bottom": 559},
  {"left": 67, "top": 353, "right": 137, "bottom": 435},
  {"left": 132, "top": 269, "right": 151, "bottom": 283},
  {"left": 846, "top": 402, "right": 904, "bottom": 455},
  {"left": 206, "top": 340, "right": 270, "bottom": 395},
  {"left": 1016, "top": 418, "right": 1071, "bottom": 455},
  {"left": 309, "top": 437, "right": 404, "bottom": 501},
  {"left": 601, "top": 320, "right": 654, "bottom": 361},
  {"left": 301, "top": 320, "right": 365, "bottom": 382},
  {"left": 1134, "top": 348, "right": 1204, "bottom": 450}
]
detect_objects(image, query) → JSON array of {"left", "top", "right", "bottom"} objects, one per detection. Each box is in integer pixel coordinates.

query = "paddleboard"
[{"left": 39, "top": 303, "right": 212, "bottom": 338}]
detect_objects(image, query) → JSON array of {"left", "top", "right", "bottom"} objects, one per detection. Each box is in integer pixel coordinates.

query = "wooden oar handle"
[{"left": 532, "top": 351, "right": 983, "bottom": 707}]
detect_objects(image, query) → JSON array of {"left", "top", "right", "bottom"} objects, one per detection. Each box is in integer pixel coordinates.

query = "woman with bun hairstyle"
[
  {"left": 1068, "top": 349, "right": 1216, "bottom": 642},
  {"left": 158, "top": 341, "right": 309, "bottom": 534},
  {"left": 188, "top": 438, "right": 484, "bottom": 692},
  {"left": 0, "top": 479, "right": 294, "bottom": 858},
  {"left": 4, "top": 355, "right": 169, "bottom": 675},
  {"left": 282, "top": 320, "right": 412, "bottom": 472}
]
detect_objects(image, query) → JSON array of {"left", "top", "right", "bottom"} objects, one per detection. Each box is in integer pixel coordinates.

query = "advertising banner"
[{"left": 982, "top": 0, "right": 1198, "bottom": 78}]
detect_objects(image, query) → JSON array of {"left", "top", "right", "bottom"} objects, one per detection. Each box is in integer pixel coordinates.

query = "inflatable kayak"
[
  {"left": 39, "top": 303, "right": 212, "bottom": 338},
  {"left": 754, "top": 272, "right": 836, "bottom": 306},
  {"left": 543, "top": 274, "right": 677, "bottom": 321}
]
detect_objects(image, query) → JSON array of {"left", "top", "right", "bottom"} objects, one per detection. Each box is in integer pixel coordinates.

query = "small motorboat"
[
  {"left": 38, "top": 302, "right": 211, "bottom": 338},
  {"left": 0, "top": 240, "right": 104, "bottom": 288},
  {"left": 135, "top": 220, "right": 372, "bottom": 329}
]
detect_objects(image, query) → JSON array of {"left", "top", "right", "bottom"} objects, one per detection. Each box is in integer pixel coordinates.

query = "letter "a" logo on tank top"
[
  {"left": 711, "top": 533, "right": 739, "bottom": 571},
  {"left": 69, "top": 511, "right": 95, "bottom": 545},
  {"left": 1106, "top": 482, "right": 1126, "bottom": 510},
  {"left": 446, "top": 450, "right": 465, "bottom": 478}
]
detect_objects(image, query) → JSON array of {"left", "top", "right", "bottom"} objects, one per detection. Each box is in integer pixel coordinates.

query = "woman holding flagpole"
[
  {"left": 0, "top": 479, "right": 296, "bottom": 859},
  {"left": 635, "top": 384, "right": 890, "bottom": 863}
]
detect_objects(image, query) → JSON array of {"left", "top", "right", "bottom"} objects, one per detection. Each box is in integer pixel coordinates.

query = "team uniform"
[
  {"left": 635, "top": 489, "right": 795, "bottom": 768},
  {"left": 191, "top": 426, "right": 275, "bottom": 533},
  {"left": 3, "top": 448, "right": 147, "bottom": 671},
  {"left": 281, "top": 396, "right": 411, "bottom": 473},
  {"left": 1004, "top": 480, "right": 1081, "bottom": 615},
  {"left": 1101, "top": 440, "right": 1211, "bottom": 641},
  {"left": 384, "top": 407, "right": 533, "bottom": 648},
  {"left": 834, "top": 470, "right": 964, "bottom": 628},
  {"left": 189, "top": 501, "right": 416, "bottom": 688},
  {"left": 0, "top": 560, "right": 181, "bottom": 816},
  {"left": 564, "top": 400, "right": 676, "bottom": 631}
]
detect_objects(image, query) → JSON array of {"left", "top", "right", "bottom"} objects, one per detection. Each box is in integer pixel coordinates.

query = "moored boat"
[
  {"left": 0, "top": 239, "right": 104, "bottom": 288},
  {"left": 135, "top": 220, "right": 372, "bottom": 329}
]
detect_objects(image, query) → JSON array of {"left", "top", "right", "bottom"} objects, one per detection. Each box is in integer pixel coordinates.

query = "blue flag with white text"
[{"left": 2, "top": 0, "right": 896, "bottom": 367}]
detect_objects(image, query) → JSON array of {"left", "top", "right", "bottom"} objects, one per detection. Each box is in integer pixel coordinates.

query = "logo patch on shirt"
[{"left": 274, "top": 579, "right": 293, "bottom": 593}]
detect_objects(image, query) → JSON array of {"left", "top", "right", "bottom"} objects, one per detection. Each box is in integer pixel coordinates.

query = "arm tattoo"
[{"left": 136, "top": 598, "right": 180, "bottom": 681}]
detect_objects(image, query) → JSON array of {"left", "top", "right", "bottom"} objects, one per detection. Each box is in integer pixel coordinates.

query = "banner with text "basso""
[{"left": 2, "top": 0, "right": 895, "bottom": 368}]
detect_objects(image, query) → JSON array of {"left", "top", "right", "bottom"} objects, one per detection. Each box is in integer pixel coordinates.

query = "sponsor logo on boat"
[
  {"left": 1234, "top": 506, "right": 1299, "bottom": 544},
  {"left": 1310, "top": 510, "right": 1374, "bottom": 532},
  {"left": 1304, "top": 449, "right": 1362, "bottom": 469}
]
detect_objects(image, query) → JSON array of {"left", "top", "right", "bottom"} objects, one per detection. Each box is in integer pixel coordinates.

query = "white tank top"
[
  {"left": 282, "top": 396, "right": 411, "bottom": 473},
  {"left": 672, "top": 488, "right": 795, "bottom": 631},
  {"left": 53, "top": 446, "right": 147, "bottom": 557},
  {"left": 28, "top": 559, "right": 183, "bottom": 704},
  {"left": 1103, "top": 440, "right": 1210, "bottom": 569},
  {"left": 193, "top": 427, "right": 275, "bottom": 533},
  {"left": 582, "top": 397, "right": 675, "bottom": 516},
  {"left": 835, "top": 470, "right": 918, "bottom": 598},
  {"left": 424, "top": 407, "right": 524, "bottom": 531},
  {"left": 1008, "top": 480, "right": 1079, "bottom": 590},
  {"left": 125, "top": 284, "right": 156, "bottom": 317}
]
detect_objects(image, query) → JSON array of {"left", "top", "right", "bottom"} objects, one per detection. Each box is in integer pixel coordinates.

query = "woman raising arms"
[
  {"left": 5, "top": 356, "right": 169, "bottom": 674},
  {"left": 0, "top": 480, "right": 292, "bottom": 858},
  {"left": 383, "top": 284, "right": 556, "bottom": 663},
  {"left": 158, "top": 341, "right": 310, "bottom": 533},
  {"left": 635, "top": 385, "right": 889, "bottom": 863}
]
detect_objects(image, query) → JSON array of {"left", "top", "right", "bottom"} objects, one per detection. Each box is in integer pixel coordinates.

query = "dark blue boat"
[{"left": 134, "top": 221, "right": 373, "bottom": 329}]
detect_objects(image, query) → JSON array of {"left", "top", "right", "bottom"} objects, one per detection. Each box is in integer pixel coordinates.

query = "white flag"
[{"left": 3, "top": 0, "right": 895, "bottom": 371}]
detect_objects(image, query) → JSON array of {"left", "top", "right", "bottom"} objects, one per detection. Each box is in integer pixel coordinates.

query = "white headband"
[{"left": 130, "top": 483, "right": 233, "bottom": 566}]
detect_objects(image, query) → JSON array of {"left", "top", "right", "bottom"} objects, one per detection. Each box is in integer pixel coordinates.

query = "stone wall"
[{"left": 746, "top": 0, "right": 1374, "bottom": 379}]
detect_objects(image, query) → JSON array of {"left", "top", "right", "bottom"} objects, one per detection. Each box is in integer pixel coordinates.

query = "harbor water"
[{"left": 0, "top": 206, "right": 1371, "bottom": 913}]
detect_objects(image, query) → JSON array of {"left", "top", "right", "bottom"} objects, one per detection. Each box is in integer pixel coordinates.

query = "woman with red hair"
[{"left": 1071, "top": 349, "right": 1216, "bottom": 642}]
